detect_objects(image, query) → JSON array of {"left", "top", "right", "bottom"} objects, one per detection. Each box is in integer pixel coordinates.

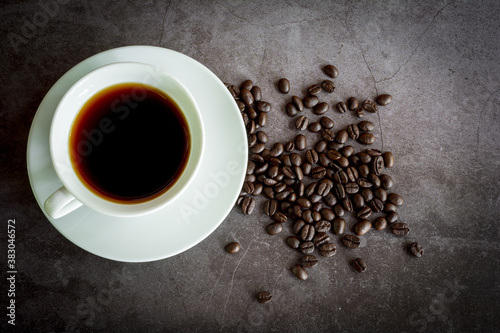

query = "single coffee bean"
[
  {"left": 362, "top": 99, "right": 377, "bottom": 113},
  {"left": 386, "top": 211, "right": 399, "bottom": 224},
  {"left": 246, "top": 120, "right": 256, "bottom": 134},
  {"left": 242, "top": 181, "right": 255, "bottom": 195},
  {"left": 278, "top": 78, "right": 290, "bottom": 94},
  {"left": 332, "top": 218, "right": 346, "bottom": 235},
  {"left": 352, "top": 258, "right": 367, "bottom": 273},
  {"left": 312, "top": 210, "right": 321, "bottom": 221},
  {"left": 358, "top": 133, "right": 376, "bottom": 145},
  {"left": 409, "top": 242, "right": 424, "bottom": 257},
  {"left": 228, "top": 85, "right": 240, "bottom": 99},
  {"left": 324, "top": 193, "right": 337, "bottom": 206},
  {"left": 299, "top": 255, "right": 318, "bottom": 268},
  {"left": 341, "top": 197, "right": 353, "bottom": 212},
  {"left": 275, "top": 189, "right": 291, "bottom": 201},
  {"left": 312, "top": 202, "right": 322, "bottom": 212},
  {"left": 257, "top": 112, "right": 267, "bottom": 126},
  {"left": 315, "top": 220, "right": 331, "bottom": 232},
  {"left": 347, "top": 124, "right": 360, "bottom": 140},
  {"left": 267, "top": 165, "right": 279, "bottom": 179},
  {"left": 334, "top": 204, "right": 345, "bottom": 217},
  {"left": 313, "top": 232, "right": 330, "bottom": 247},
  {"left": 374, "top": 187, "right": 388, "bottom": 202},
  {"left": 304, "top": 149, "right": 317, "bottom": 164},
  {"left": 240, "top": 79, "right": 253, "bottom": 91},
  {"left": 241, "top": 196, "right": 256, "bottom": 215},
  {"left": 336, "top": 130, "right": 349, "bottom": 144},
  {"left": 295, "top": 115, "right": 309, "bottom": 130},
  {"left": 326, "top": 149, "right": 341, "bottom": 161},
  {"left": 384, "top": 202, "right": 397, "bottom": 212},
  {"left": 333, "top": 170, "right": 348, "bottom": 184},
  {"left": 263, "top": 199, "right": 278, "bottom": 216},
  {"left": 383, "top": 151, "right": 395, "bottom": 168},
  {"left": 376, "top": 94, "right": 392, "bottom": 106},
  {"left": 240, "top": 88, "right": 254, "bottom": 106},
  {"left": 285, "top": 102, "right": 299, "bottom": 117},
  {"left": 308, "top": 122, "right": 322, "bottom": 133},
  {"left": 358, "top": 120, "right": 375, "bottom": 132},
  {"left": 257, "top": 101, "right": 272, "bottom": 113},
  {"left": 249, "top": 153, "right": 265, "bottom": 163},
  {"left": 345, "top": 183, "right": 359, "bottom": 195},
  {"left": 358, "top": 152, "right": 372, "bottom": 164},
  {"left": 346, "top": 166, "right": 359, "bottom": 182},
  {"left": 361, "top": 188, "right": 374, "bottom": 202},
  {"left": 371, "top": 156, "right": 384, "bottom": 175},
  {"left": 311, "top": 166, "right": 326, "bottom": 179},
  {"left": 302, "top": 162, "right": 312, "bottom": 175},
  {"left": 289, "top": 153, "right": 301, "bottom": 167},
  {"left": 321, "top": 79, "right": 335, "bottom": 93},
  {"left": 365, "top": 148, "right": 382, "bottom": 157},
  {"left": 357, "top": 206, "right": 372, "bottom": 220},
  {"left": 370, "top": 198, "right": 384, "bottom": 212},
  {"left": 369, "top": 173, "right": 381, "bottom": 188},
  {"left": 313, "top": 102, "right": 329, "bottom": 115},
  {"left": 388, "top": 193, "right": 404, "bottom": 206},
  {"left": 356, "top": 108, "right": 364, "bottom": 117},
  {"left": 247, "top": 107, "right": 258, "bottom": 120},
  {"left": 226, "top": 242, "right": 241, "bottom": 254},
  {"left": 301, "top": 224, "right": 315, "bottom": 241},
  {"left": 380, "top": 174, "right": 394, "bottom": 190},
  {"left": 293, "top": 219, "right": 306, "bottom": 234},
  {"left": 297, "top": 197, "right": 312, "bottom": 209},
  {"left": 292, "top": 95, "right": 304, "bottom": 111},
  {"left": 354, "top": 219, "right": 372, "bottom": 236},
  {"left": 251, "top": 86, "right": 262, "bottom": 102},
  {"left": 320, "top": 116, "right": 334, "bottom": 129},
  {"left": 302, "top": 210, "right": 313, "bottom": 223},
  {"left": 357, "top": 178, "right": 372, "bottom": 188},
  {"left": 314, "top": 140, "right": 327, "bottom": 153},
  {"left": 336, "top": 101, "right": 348, "bottom": 113},
  {"left": 286, "top": 236, "right": 301, "bottom": 249},
  {"left": 303, "top": 95, "right": 319, "bottom": 108},
  {"left": 292, "top": 264, "right": 308, "bottom": 280},
  {"left": 320, "top": 129, "right": 334, "bottom": 142},
  {"left": 236, "top": 100, "right": 245, "bottom": 112},
  {"left": 317, "top": 182, "right": 332, "bottom": 197},
  {"left": 307, "top": 84, "right": 322, "bottom": 96},
  {"left": 323, "top": 64, "right": 339, "bottom": 78},
  {"left": 374, "top": 216, "right": 388, "bottom": 230},
  {"left": 257, "top": 291, "right": 272, "bottom": 304},
  {"left": 391, "top": 222, "right": 409, "bottom": 236},
  {"left": 272, "top": 212, "right": 287, "bottom": 223},
  {"left": 263, "top": 186, "right": 275, "bottom": 199},
  {"left": 319, "top": 243, "right": 337, "bottom": 257},
  {"left": 267, "top": 222, "right": 283, "bottom": 235},
  {"left": 299, "top": 241, "right": 315, "bottom": 254},
  {"left": 347, "top": 97, "right": 359, "bottom": 111},
  {"left": 248, "top": 134, "right": 257, "bottom": 148},
  {"left": 342, "top": 235, "right": 361, "bottom": 249},
  {"left": 352, "top": 193, "right": 365, "bottom": 209},
  {"left": 295, "top": 134, "right": 307, "bottom": 150},
  {"left": 254, "top": 183, "right": 263, "bottom": 195}
]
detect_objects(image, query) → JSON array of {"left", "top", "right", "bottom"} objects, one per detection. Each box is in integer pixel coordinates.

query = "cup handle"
[{"left": 44, "top": 186, "right": 83, "bottom": 219}]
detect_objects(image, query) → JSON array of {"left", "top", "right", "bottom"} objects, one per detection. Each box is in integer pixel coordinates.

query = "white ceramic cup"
[{"left": 44, "top": 62, "right": 204, "bottom": 219}]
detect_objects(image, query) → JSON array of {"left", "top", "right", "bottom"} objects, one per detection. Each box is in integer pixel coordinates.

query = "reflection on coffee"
[{"left": 69, "top": 83, "right": 190, "bottom": 203}]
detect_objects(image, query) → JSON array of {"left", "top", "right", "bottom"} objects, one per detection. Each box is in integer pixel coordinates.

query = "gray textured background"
[{"left": 1, "top": 0, "right": 499, "bottom": 332}]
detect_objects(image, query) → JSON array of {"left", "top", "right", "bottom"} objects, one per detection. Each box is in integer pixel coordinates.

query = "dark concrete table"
[{"left": 1, "top": 1, "right": 499, "bottom": 332}]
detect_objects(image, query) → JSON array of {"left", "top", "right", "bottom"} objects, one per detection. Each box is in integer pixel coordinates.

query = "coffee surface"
[{"left": 69, "top": 83, "right": 190, "bottom": 203}]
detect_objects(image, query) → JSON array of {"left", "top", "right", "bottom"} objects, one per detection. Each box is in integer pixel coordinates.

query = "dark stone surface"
[{"left": 1, "top": 1, "right": 499, "bottom": 332}]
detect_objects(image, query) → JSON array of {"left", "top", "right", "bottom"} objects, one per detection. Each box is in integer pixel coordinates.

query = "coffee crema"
[{"left": 69, "top": 83, "right": 190, "bottom": 204}]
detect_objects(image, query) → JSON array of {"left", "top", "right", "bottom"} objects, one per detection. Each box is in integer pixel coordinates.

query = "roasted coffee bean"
[
  {"left": 312, "top": 210, "right": 322, "bottom": 222},
  {"left": 313, "top": 232, "right": 330, "bottom": 247},
  {"left": 253, "top": 183, "right": 263, "bottom": 195},
  {"left": 336, "top": 101, "right": 348, "bottom": 113},
  {"left": 275, "top": 189, "right": 291, "bottom": 201},
  {"left": 295, "top": 134, "right": 307, "bottom": 150},
  {"left": 304, "top": 149, "right": 317, "bottom": 164},
  {"left": 302, "top": 162, "right": 312, "bottom": 176},
  {"left": 319, "top": 116, "right": 334, "bottom": 129},
  {"left": 236, "top": 100, "right": 245, "bottom": 112},
  {"left": 247, "top": 161, "right": 256, "bottom": 175},
  {"left": 257, "top": 112, "right": 267, "bottom": 126},
  {"left": 336, "top": 130, "right": 348, "bottom": 144},
  {"left": 371, "top": 156, "right": 384, "bottom": 175},
  {"left": 349, "top": 154, "right": 361, "bottom": 166},
  {"left": 288, "top": 192, "right": 297, "bottom": 202},
  {"left": 332, "top": 218, "right": 346, "bottom": 235},
  {"left": 305, "top": 182, "right": 317, "bottom": 197},
  {"left": 342, "top": 235, "right": 361, "bottom": 249},
  {"left": 380, "top": 174, "right": 395, "bottom": 190},
  {"left": 240, "top": 80, "right": 253, "bottom": 91},
  {"left": 256, "top": 291, "right": 272, "bottom": 304},
  {"left": 267, "top": 165, "right": 279, "bottom": 178},
  {"left": 241, "top": 196, "right": 256, "bottom": 215},
  {"left": 293, "top": 219, "right": 306, "bottom": 234},
  {"left": 362, "top": 99, "right": 377, "bottom": 113},
  {"left": 361, "top": 188, "right": 374, "bottom": 202},
  {"left": 352, "top": 194, "right": 365, "bottom": 209},
  {"left": 240, "top": 88, "right": 254, "bottom": 106},
  {"left": 281, "top": 166, "right": 295, "bottom": 179},
  {"left": 315, "top": 140, "right": 327, "bottom": 153},
  {"left": 249, "top": 154, "right": 265, "bottom": 163},
  {"left": 383, "top": 151, "right": 395, "bottom": 168},
  {"left": 313, "top": 102, "right": 329, "bottom": 115},
  {"left": 357, "top": 178, "right": 373, "bottom": 188},
  {"left": 354, "top": 219, "right": 372, "bottom": 236},
  {"left": 292, "top": 264, "right": 308, "bottom": 280},
  {"left": 228, "top": 85, "right": 240, "bottom": 99},
  {"left": 295, "top": 115, "right": 308, "bottom": 131},
  {"left": 317, "top": 181, "right": 332, "bottom": 197},
  {"left": 255, "top": 163, "right": 269, "bottom": 175},
  {"left": 334, "top": 183, "right": 346, "bottom": 199},
  {"left": 246, "top": 120, "right": 256, "bottom": 134},
  {"left": 366, "top": 148, "right": 382, "bottom": 156},
  {"left": 278, "top": 78, "right": 290, "bottom": 94},
  {"left": 263, "top": 186, "right": 275, "bottom": 199},
  {"left": 242, "top": 181, "right": 255, "bottom": 195},
  {"left": 347, "top": 124, "right": 360, "bottom": 140},
  {"left": 286, "top": 236, "right": 301, "bottom": 249},
  {"left": 226, "top": 242, "right": 241, "bottom": 254},
  {"left": 386, "top": 211, "right": 399, "bottom": 224},
  {"left": 409, "top": 242, "right": 424, "bottom": 257},
  {"left": 250, "top": 143, "right": 265, "bottom": 154},
  {"left": 358, "top": 165, "right": 370, "bottom": 178},
  {"left": 345, "top": 182, "right": 359, "bottom": 195},
  {"left": 342, "top": 197, "right": 353, "bottom": 212},
  {"left": 352, "top": 258, "right": 367, "bottom": 273},
  {"left": 263, "top": 199, "right": 278, "bottom": 216},
  {"left": 391, "top": 222, "right": 409, "bottom": 236},
  {"left": 355, "top": 109, "right": 364, "bottom": 118},
  {"left": 358, "top": 152, "right": 372, "bottom": 164},
  {"left": 297, "top": 197, "right": 312, "bottom": 209},
  {"left": 245, "top": 175, "right": 256, "bottom": 183},
  {"left": 358, "top": 120, "right": 375, "bottom": 132},
  {"left": 302, "top": 210, "right": 314, "bottom": 223},
  {"left": 248, "top": 134, "right": 257, "bottom": 148},
  {"left": 267, "top": 143, "right": 282, "bottom": 158},
  {"left": 299, "top": 255, "right": 319, "bottom": 268},
  {"left": 308, "top": 122, "right": 322, "bottom": 133},
  {"left": 315, "top": 220, "right": 331, "bottom": 232},
  {"left": 323, "top": 64, "right": 339, "bottom": 78},
  {"left": 311, "top": 202, "right": 323, "bottom": 212},
  {"left": 311, "top": 166, "right": 327, "bottom": 179},
  {"left": 285, "top": 102, "right": 299, "bottom": 117},
  {"left": 370, "top": 198, "right": 384, "bottom": 212},
  {"left": 358, "top": 133, "right": 376, "bottom": 145},
  {"left": 324, "top": 193, "right": 337, "bottom": 206},
  {"left": 292, "top": 95, "right": 304, "bottom": 111},
  {"left": 258, "top": 175, "right": 277, "bottom": 186},
  {"left": 246, "top": 107, "right": 257, "bottom": 121},
  {"left": 272, "top": 212, "right": 287, "bottom": 223},
  {"left": 282, "top": 155, "right": 293, "bottom": 167},
  {"left": 299, "top": 242, "right": 314, "bottom": 254},
  {"left": 374, "top": 216, "right": 388, "bottom": 230},
  {"left": 267, "top": 222, "right": 283, "bottom": 235},
  {"left": 374, "top": 187, "right": 387, "bottom": 202},
  {"left": 346, "top": 166, "right": 359, "bottom": 182},
  {"left": 384, "top": 202, "right": 397, "bottom": 212},
  {"left": 347, "top": 97, "right": 359, "bottom": 111},
  {"left": 326, "top": 149, "right": 341, "bottom": 161},
  {"left": 303, "top": 95, "right": 319, "bottom": 108},
  {"left": 369, "top": 173, "right": 381, "bottom": 188},
  {"left": 342, "top": 146, "right": 354, "bottom": 158},
  {"left": 321, "top": 79, "right": 335, "bottom": 93},
  {"left": 319, "top": 243, "right": 337, "bottom": 257},
  {"left": 357, "top": 206, "right": 372, "bottom": 220},
  {"left": 283, "top": 141, "right": 293, "bottom": 152},
  {"left": 388, "top": 193, "right": 404, "bottom": 206},
  {"left": 376, "top": 94, "right": 392, "bottom": 106},
  {"left": 251, "top": 85, "right": 262, "bottom": 102},
  {"left": 257, "top": 101, "right": 272, "bottom": 113},
  {"left": 307, "top": 84, "right": 322, "bottom": 96},
  {"left": 334, "top": 204, "right": 345, "bottom": 217}
]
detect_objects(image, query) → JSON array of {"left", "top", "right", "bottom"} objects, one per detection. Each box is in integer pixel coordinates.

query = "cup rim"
[{"left": 50, "top": 61, "right": 204, "bottom": 217}]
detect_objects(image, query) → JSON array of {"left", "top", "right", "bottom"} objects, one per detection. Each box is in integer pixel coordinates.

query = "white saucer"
[{"left": 27, "top": 46, "right": 248, "bottom": 262}]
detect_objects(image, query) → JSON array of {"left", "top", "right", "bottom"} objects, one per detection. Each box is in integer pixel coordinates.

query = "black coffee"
[{"left": 70, "top": 83, "right": 190, "bottom": 203}]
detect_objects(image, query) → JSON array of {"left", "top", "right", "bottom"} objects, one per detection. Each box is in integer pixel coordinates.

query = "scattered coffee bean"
[
  {"left": 307, "top": 84, "right": 322, "bottom": 96},
  {"left": 257, "top": 291, "right": 272, "bottom": 304},
  {"left": 388, "top": 193, "right": 404, "bottom": 206},
  {"left": 299, "top": 255, "right": 319, "bottom": 268},
  {"left": 313, "top": 232, "right": 330, "bottom": 247},
  {"left": 308, "top": 122, "right": 322, "bottom": 133},
  {"left": 383, "top": 151, "right": 395, "bottom": 168},
  {"left": 299, "top": 241, "right": 315, "bottom": 254},
  {"left": 251, "top": 86, "right": 262, "bottom": 102},
  {"left": 376, "top": 94, "right": 392, "bottom": 106},
  {"left": 358, "top": 133, "right": 376, "bottom": 145},
  {"left": 292, "top": 264, "right": 308, "bottom": 280},
  {"left": 347, "top": 97, "right": 358, "bottom": 111},
  {"left": 321, "top": 79, "right": 335, "bottom": 93},
  {"left": 354, "top": 219, "right": 372, "bottom": 236},
  {"left": 347, "top": 124, "right": 360, "bottom": 140},
  {"left": 320, "top": 116, "right": 334, "bottom": 129},
  {"left": 295, "top": 115, "right": 309, "bottom": 131},
  {"left": 323, "top": 64, "right": 339, "bottom": 78},
  {"left": 285, "top": 102, "right": 299, "bottom": 117},
  {"left": 380, "top": 174, "right": 394, "bottom": 190},
  {"left": 303, "top": 95, "right": 319, "bottom": 108},
  {"left": 352, "top": 258, "right": 367, "bottom": 273},
  {"left": 226, "top": 242, "right": 241, "bottom": 254},
  {"left": 278, "top": 78, "right": 290, "bottom": 94},
  {"left": 315, "top": 220, "right": 331, "bottom": 232},
  {"left": 336, "top": 101, "right": 348, "bottom": 113},
  {"left": 313, "top": 102, "right": 329, "bottom": 115},
  {"left": 342, "top": 235, "right": 361, "bottom": 249},
  {"left": 267, "top": 222, "right": 283, "bottom": 235},
  {"left": 295, "top": 134, "right": 307, "bottom": 150},
  {"left": 241, "top": 196, "right": 255, "bottom": 215},
  {"left": 358, "top": 120, "right": 375, "bottom": 132},
  {"left": 292, "top": 95, "right": 304, "bottom": 111},
  {"left": 391, "top": 222, "right": 409, "bottom": 236},
  {"left": 374, "top": 216, "right": 388, "bottom": 230},
  {"left": 409, "top": 242, "right": 424, "bottom": 257},
  {"left": 332, "top": 218, "right": 346, "bottom": 235},
  {"left": 362, "top": 99, "right": 377, "bottom": 113},
  {"left": 286, "top": 236, "right": 301, "bottom": 249},
  {"left": 386, "top": 211, "right": 399, "bottom": 224},
  {"left": 319, "top": 243, "right": 337, "bottom": 257}
]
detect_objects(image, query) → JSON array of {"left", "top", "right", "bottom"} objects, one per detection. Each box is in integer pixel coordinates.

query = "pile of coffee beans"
[{"left": 225, "top": 64, "right": 422, "bottom": 286}]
